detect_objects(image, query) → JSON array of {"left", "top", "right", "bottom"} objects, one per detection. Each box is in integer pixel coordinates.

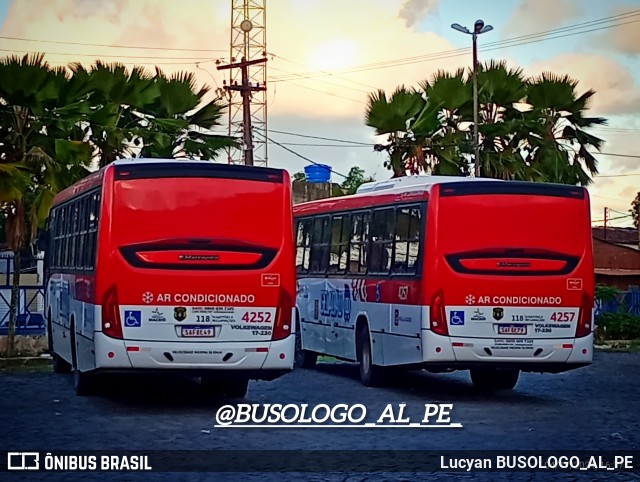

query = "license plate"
[
  {"left": 181, "top": 326, "right": 215, "bottom": 337},
  {"left": 497, "top": 324, "right": 527, "bottom": 335}
]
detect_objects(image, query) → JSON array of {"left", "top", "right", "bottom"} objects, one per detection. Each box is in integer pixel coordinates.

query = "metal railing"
[
  {"left": 0, "top": 254, "right": 46, "bottom": 335},
  {"left": 595, "top": 288, "right": 640, "bottom": 317}
]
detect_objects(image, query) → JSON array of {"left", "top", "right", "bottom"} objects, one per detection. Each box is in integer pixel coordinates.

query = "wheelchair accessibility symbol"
[
  {"left": 124, "top": 310, "right": 142, "bottom": 327},
  {"left": 450, "top": 311, "right": 465, "bottom": 326}
]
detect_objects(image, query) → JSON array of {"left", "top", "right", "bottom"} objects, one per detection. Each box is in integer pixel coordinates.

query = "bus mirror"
[{"left": 36, "top": 230, "right": 50, "bottom": 252}]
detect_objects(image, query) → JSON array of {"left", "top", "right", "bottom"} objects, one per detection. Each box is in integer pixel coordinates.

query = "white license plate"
[
  {"left": 181, "top": 326, "right": 215, "bottom": 337},
  {"left": 497, "top": 324, "right": 527, "bottom": 335}
]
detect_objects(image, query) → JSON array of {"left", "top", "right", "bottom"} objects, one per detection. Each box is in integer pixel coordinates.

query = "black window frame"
[{"left": 294, "top": 201, "right": 426, "bottom": 279}]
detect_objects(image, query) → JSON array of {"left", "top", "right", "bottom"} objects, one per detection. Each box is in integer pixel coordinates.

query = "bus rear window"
[{"left": 111, "top": 169, "right": 287, "bottom": 270}]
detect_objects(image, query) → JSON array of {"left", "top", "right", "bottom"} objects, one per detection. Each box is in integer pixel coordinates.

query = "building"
[{"left": 592, "top": 226, "right": 640, "bottom": 289}]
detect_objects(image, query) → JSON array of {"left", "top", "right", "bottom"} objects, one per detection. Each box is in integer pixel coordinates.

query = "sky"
[{"left": 0, "top": 0, "right": 639, "bottom": 227}]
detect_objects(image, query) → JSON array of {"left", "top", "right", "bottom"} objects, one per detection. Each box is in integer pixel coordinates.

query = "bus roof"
[
  {"left": 355, "top": 174, "right": 499, "bottom": 194},
  {"left": 52, "top": 158, "right": 288, "bottom": 207},
  {"left": 294, "top": 175, "right": 587, "bottom": 216}
]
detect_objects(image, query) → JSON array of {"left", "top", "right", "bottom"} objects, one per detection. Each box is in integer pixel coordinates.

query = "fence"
[
  {"left": 0, "top": 253, "right": 46, "bottom": 336},
  {"left": 594, "top": 288, "right": 640, "bottom": 318}
]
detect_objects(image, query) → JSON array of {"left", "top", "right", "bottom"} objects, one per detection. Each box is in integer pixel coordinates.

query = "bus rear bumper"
[
  {"left": 93, "top": 332, "right": 295, "bottom": 379},
  {"left": 422, "top": 330, "right": 593, "bottom": 372}
]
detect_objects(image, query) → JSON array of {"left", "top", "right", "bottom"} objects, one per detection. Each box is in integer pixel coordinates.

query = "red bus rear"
[
  {"left": 45, "top": 159, "right": 295, "bottom": 397},
  {"left": 424, "top": 181, "right": 594, "bottom": 388}
]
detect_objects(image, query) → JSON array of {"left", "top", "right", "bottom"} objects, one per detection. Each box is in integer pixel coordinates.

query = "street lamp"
[{"left": 451, "top": 20, "right": 493, "bottom": 177}]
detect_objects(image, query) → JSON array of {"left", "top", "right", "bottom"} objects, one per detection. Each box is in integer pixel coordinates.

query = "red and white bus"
[
  {"left": 293, "top": 176, "right": 594, "bottom": 390},
  {"left": 42, "top": 159, "right": 296, "bottom": 397}
]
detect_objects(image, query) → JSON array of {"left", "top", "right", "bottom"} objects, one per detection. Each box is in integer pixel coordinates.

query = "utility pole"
[
  {"left": 604, "top": 207, "right": 608, "bottom": 240},
  {"left": 451, "top": 20, "right": 493, "bottom": 177},
  {"left": 217, "top": 57, "right": 267, "bottom": 166}
]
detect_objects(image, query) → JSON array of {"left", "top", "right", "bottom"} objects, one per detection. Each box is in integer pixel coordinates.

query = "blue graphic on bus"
[
  {"left": 124, "top": 310, "right": 142, "bottom": 327},
  {"left": 320, "top": 287, "right": 351, "bottom": 321},
  {"left": 343, "top": 284, "right": 352, "bottom": 323},
  {"left": 450, "top": 311, "right": 465, "bottom": 326}
]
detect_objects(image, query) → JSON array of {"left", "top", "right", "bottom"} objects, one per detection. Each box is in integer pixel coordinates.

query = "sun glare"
[{"left": 310, "top": 38, "right": 359, "bottom": 71}]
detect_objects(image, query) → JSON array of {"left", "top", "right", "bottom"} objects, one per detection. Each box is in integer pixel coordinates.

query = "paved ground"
[{"left": 2, "top": 350, "right": 640, "bottom": 481}]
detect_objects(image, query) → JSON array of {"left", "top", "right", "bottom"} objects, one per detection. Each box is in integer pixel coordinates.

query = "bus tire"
[
  {"left": 294, "top": 322, "right": 317, "bottom": 369},
  {"left": 470, "top": 368, "right": 520, "bottom": 391},
  {"left": 356, "top": 325, "right": 385, "bottom": 387},
  {"left": 48, "top": 312, "right": 71, "bottom": 374},
  {"left": 70, "top": 323, "right": 94, "bottom": 396}
]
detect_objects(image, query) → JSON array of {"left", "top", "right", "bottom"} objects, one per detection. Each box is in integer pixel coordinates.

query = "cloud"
[
  {"left": 526, "top": 53, "right": 640, "bottom": 116},
  {"left": 503, "top": 0, "right": 582, "bottom": 38},
  {"left": 601, "top": 5, "right": 640, "bottom": 55},
  {"left": 398, "top": 0, "right": 439, "bottom": 29}
]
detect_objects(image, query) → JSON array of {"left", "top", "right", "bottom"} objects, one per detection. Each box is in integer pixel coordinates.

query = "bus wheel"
[
  {"left": 294, "top": 323, "right": 317, "bottom": 369},
  {"left": 470, "top": 368, "right": 520, "bottom": 391},
  {"left": 356, "top": 325, "right": 385, "bottom": 387}
]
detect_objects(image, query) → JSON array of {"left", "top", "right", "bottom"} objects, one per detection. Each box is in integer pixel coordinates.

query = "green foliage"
[
  {"left": 595, "top": 284, "right": 620, "bottom": 303},
  {"left": 340, "top": 166, "right": 367, "bottom": 195},
  {"left": 597, "top": 312, "right": 640, "bottom": 341},
  {"left": 365, "top": 60, "right": 607, "bottom": 183},
  {"left": 631, "top": 192, "right": 640, "bottom": 229}
]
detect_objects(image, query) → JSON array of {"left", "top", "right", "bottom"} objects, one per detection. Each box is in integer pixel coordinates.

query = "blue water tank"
[{"left": 304, "top": 164, "right": 332, "bottom": 183}]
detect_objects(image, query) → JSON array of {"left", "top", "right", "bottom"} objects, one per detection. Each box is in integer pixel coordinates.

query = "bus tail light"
[
  {"left": 272, "top": 289, "right": 293, "bottom": 341},
  {"left": 430, "top": 291, "right": 448, "bottom": 336},
  {"left": 102, "top": 285, "right": 123, "bottom": 339},
  {"left": 576, "top": 292, "right": 593, "bottom": 338}
]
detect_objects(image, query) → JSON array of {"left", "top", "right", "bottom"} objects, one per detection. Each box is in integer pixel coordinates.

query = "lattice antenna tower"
[{"left": 225, "top": 0, "right": 267, "bottom": 166}]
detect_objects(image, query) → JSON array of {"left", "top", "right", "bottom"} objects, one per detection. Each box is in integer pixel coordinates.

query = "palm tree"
[
  {"left": 134, "top": 69, "right": 237, "bottom": 159},
  {"left": 521, "top": 72, "right": 606, "bottom": 185},
  {"left": 0, "top": 54, "right": 93, "bottom": 355},
  {"left": 365, "top": 86, "right": 425, "bottom": 177},
  {"left": 412, "top": 68, "right": 471, "bottom": 175},
  {"left": 73, "top": 62, "right": 237, "bottom": 164}
]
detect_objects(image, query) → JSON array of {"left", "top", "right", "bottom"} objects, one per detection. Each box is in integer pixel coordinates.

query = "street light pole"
[
  {"left": 451, "top": 20, "right": 493, "bottom": 178},
  {"left": 472, "top": 31, "right": 480, "bottom": 177}
]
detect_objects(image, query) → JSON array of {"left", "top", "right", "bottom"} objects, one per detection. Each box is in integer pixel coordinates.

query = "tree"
[
  {"left": 631, "top": 193, "right": 640, "bottom": 228},
  {"left": 365, "top": 86, "right": 425, "bottom": 177},
  {"left": 341, "top": 166, "right": 374, "bottom": 194},
  {"left": 521, "top": 72, "right": 606, "bottom": 185},
  {"left": 0, "top": 54, "right": 93, "bottom": 355},
  {"left": 369, "top": 61, "right": 606, "bottom": 184},
  {"left": 71, "top": 62, "right": 237, "bottom": 165}
]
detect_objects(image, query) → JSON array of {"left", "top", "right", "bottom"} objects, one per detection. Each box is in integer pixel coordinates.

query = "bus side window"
[
  {"left": 406, "top": 207, "right": 422, "bottom": 273},
  {"left": 309, "top": 216, "right": 326, "bottom": 274},
  {"left": 349, "top": 212, "right": 369, "bottom": 274},
  {"left": 295, "top": 219, "right": 312, "bottom": 274},
  {"left": 328, "top": 214, "right": 350, "bottom": 274},
  {"left": 370, "top": 208, "right": 394, "bottom": 274}
]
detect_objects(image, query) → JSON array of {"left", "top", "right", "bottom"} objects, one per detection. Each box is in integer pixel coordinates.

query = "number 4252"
[
  {"left": 242, "top": 311, "right": 272, "bottom": 323},
  {"left": 550, "top": 311, "right": 575, "bottom": 322}
]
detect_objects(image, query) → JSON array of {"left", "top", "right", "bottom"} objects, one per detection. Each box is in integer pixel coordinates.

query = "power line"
[
  {"left": 270, "top": 11, "right": 640, "bottom": 82},
  {"left": 268, "top": 53, "right": 380, "bottom": 91},
  {"left": 268, "top": 129, "right": 373, "bottom": 146},
  {"left": 0, "top": 48, "right": 217, "bottom": 61},
  {"left": 269, "top": 65, "right": 371, "bottom": 94},
  {"left": 253, "top": 130, "right": 349, "bottom": 180},
  {"left": 0, "top": 35, "right": 226, "bottom": 52}
]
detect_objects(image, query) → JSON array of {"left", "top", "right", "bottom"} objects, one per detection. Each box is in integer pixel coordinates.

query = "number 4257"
[{"left": 550, "top": 311, "right": 575, "bottom": 322}]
